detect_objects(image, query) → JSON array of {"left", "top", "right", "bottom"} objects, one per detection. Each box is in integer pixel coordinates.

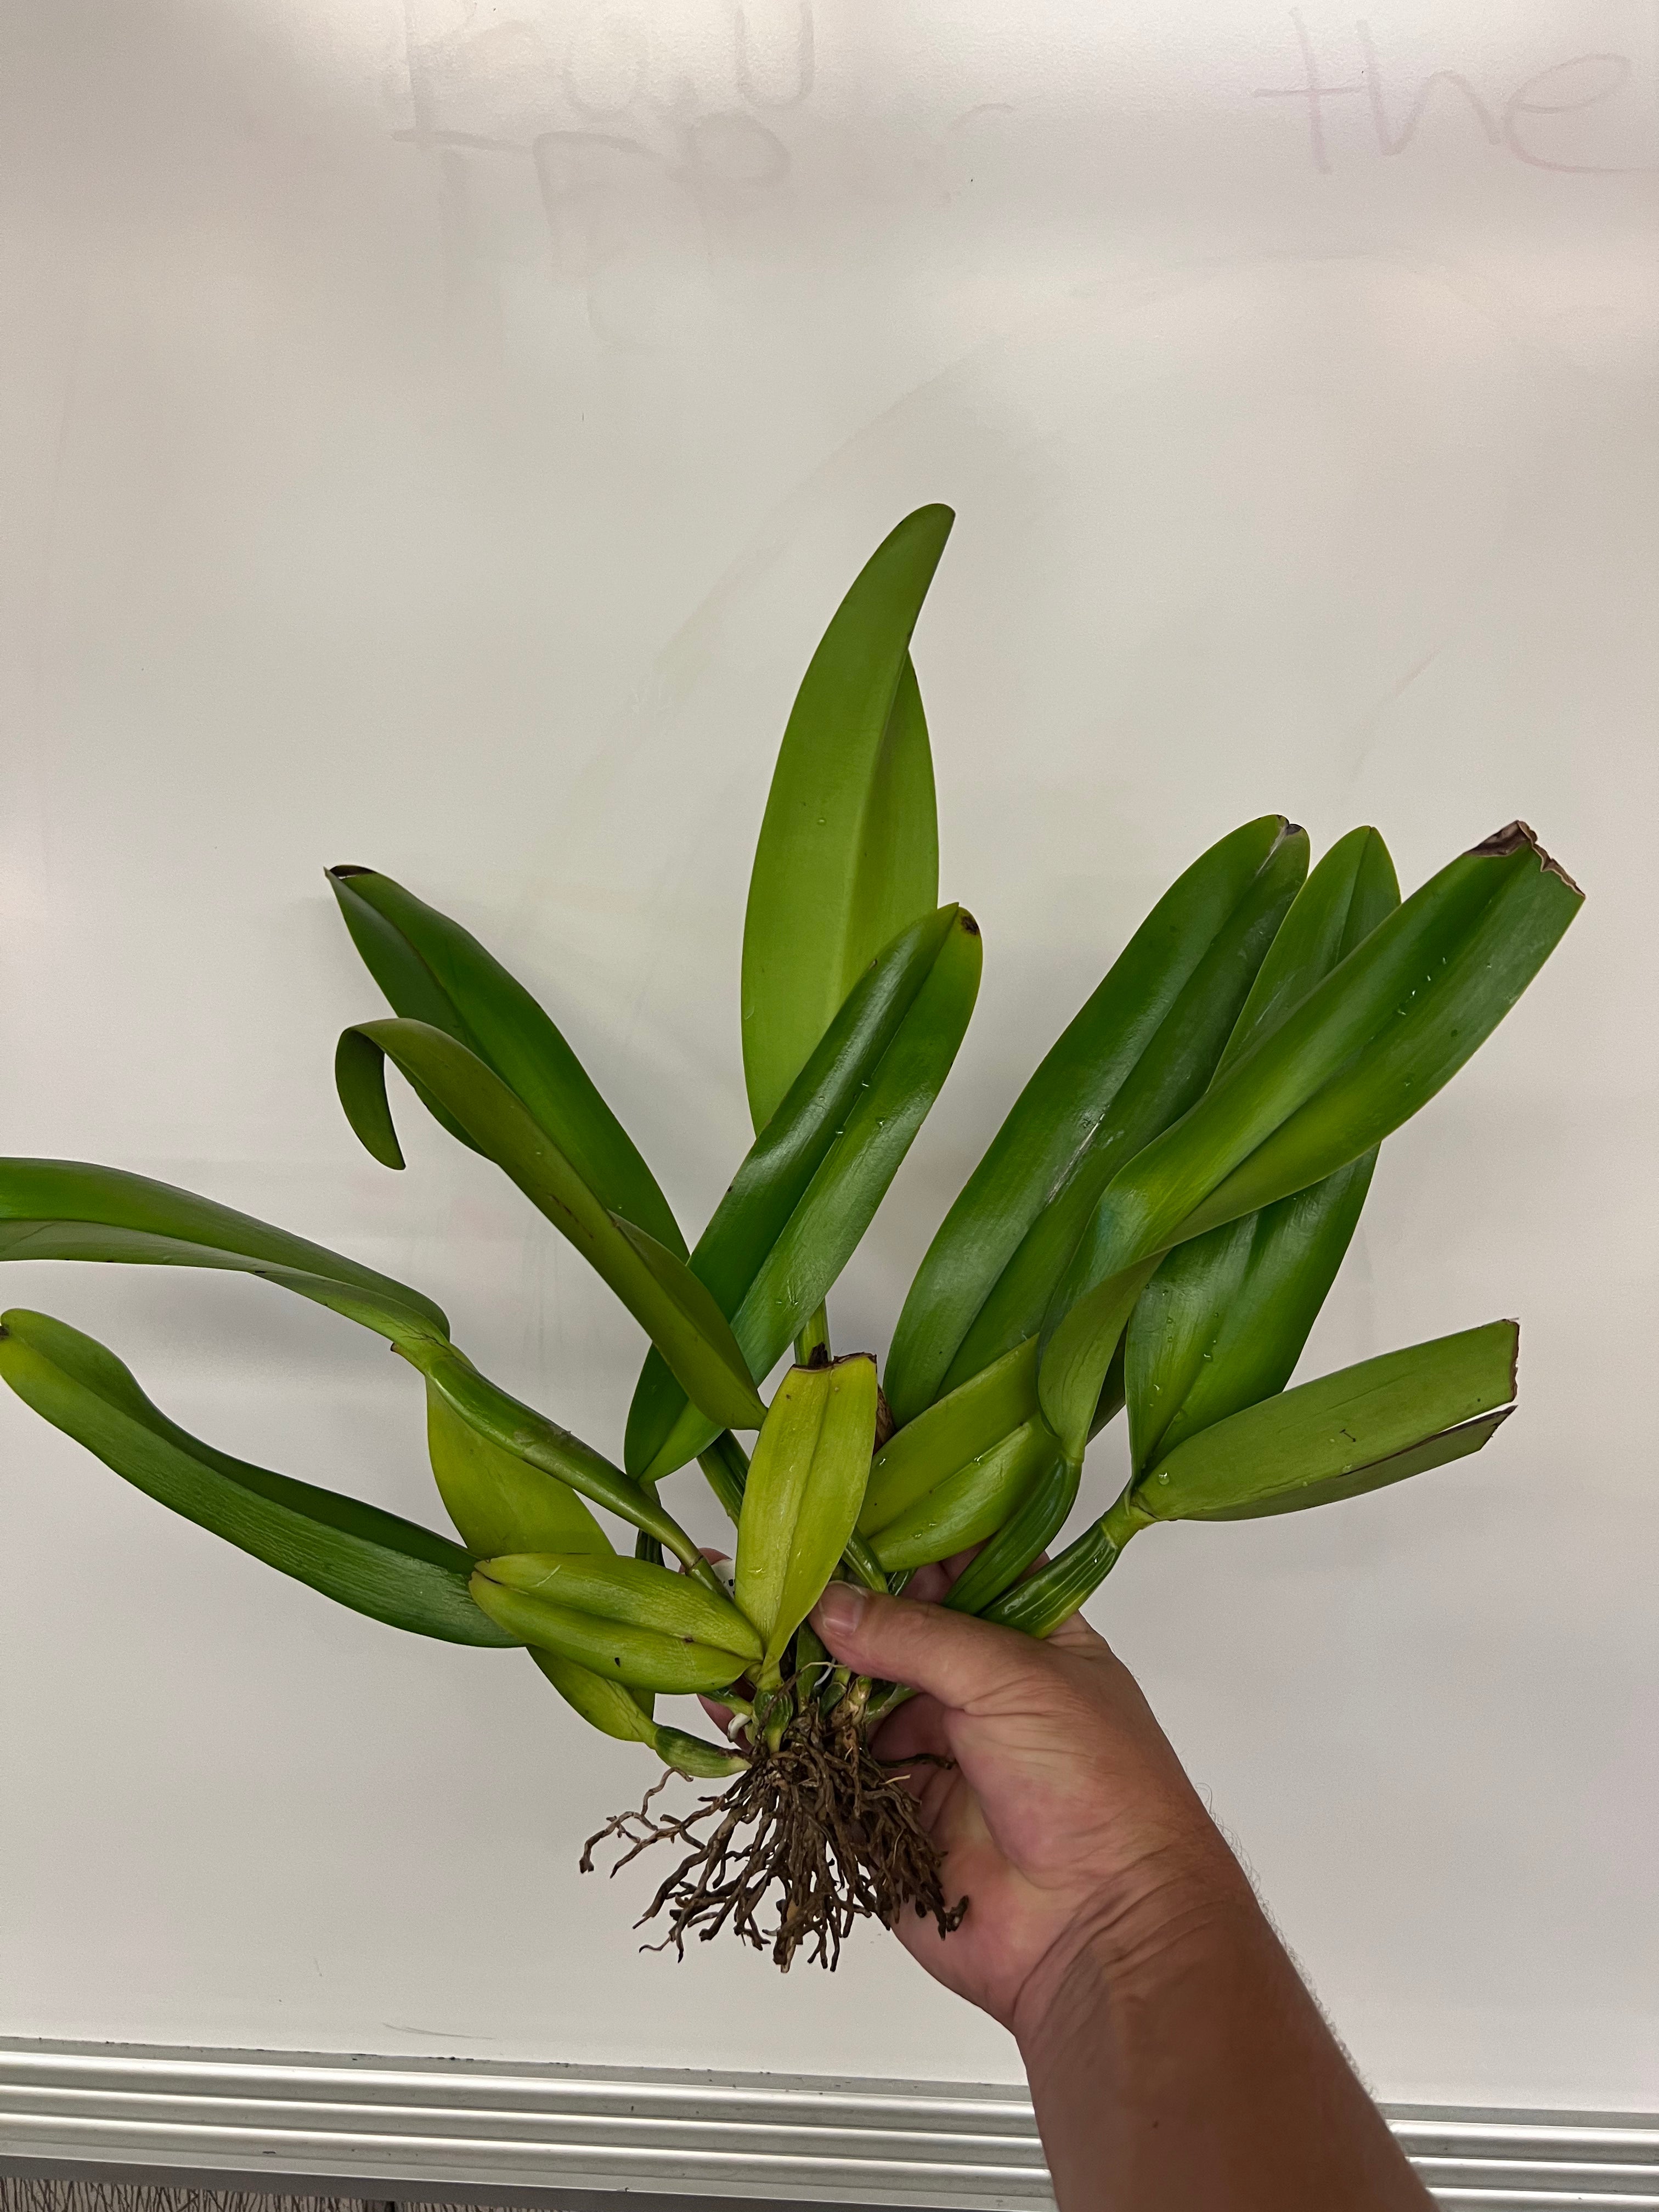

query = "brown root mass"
[{"left": 580, "top": 1703, "right": 967, "bottom": 1971}]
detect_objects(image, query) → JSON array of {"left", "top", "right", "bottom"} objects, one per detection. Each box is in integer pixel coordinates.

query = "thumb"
[{"left": 811, "top": 1581, "right": 1058, "bottom": 1714}]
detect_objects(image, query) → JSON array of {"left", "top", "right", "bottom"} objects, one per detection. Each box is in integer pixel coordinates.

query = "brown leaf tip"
[
  {"left": 329, "top": 864, "right": 371, "bottom": 879},
  {"left": 1466, "top": 821, "right": 1582, "bottom": 896},
  {"left": 957, "top": 910, "right": 981, "bottom": 937}
]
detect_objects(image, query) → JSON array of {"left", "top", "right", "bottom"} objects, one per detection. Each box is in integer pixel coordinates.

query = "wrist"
[{"left": 1011, "top": 1835, "right": 1257, "bottom": 2062}]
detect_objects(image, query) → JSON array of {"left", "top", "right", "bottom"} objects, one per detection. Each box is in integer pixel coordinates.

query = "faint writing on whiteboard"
[
  {"left": 395, "top": 0, "right": 812, "bottom": 345},
  {"left": 1256, "top": 10, "right": 1655, "bottom": 173}
]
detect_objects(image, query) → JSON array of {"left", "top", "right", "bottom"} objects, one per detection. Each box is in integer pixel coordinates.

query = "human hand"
[{"left": 808, "top": 1567, "right": 1248, "bottom": 2039}]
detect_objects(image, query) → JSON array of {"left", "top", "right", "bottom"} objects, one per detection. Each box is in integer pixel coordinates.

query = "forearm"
[{"left": 1015, "top": 1866, "right": 1434, "bottom": 2212}]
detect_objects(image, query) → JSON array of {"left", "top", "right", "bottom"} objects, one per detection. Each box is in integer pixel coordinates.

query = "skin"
[{"left": 781, "top": 1561, "right": 1436, "bottom": 2212}]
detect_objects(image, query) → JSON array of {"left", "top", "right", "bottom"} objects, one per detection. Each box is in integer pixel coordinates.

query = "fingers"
[
  {"left": 811, "top": 1580, "right": 1068, "bottom": 1716},
  {"left": 871, "top": 1692, "right": 948, "bottom": 1768}
]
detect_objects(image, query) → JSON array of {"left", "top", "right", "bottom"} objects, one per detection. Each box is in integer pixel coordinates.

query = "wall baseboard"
[{"left": 2, "top": 2040, "right": 1655, "bottom": 2210}]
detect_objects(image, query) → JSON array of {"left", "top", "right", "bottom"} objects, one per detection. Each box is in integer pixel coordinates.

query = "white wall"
[{"left": 2, "top": 0, "right": 1655, "bottom": 2111}]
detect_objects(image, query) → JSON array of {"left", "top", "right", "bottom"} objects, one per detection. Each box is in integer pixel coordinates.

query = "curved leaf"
[
  {"left": 885, "top": 816, "right": 1308, "bottom": 1423},
  {"left": 426, "top": 1384, "right": 611, "bottom": 1559},
  {"left": 411, "top": 1340, "right": 717, "bottom": 1584},
  {"left": 338, "top": 1020, "right": 763, "bottom": 1435},
  {"left": 742, "top": 505, "right": 952, "bottom": 1131},
  {"left": 0, "top": 1159, "right": 448, "bottom": 1348},
  {"left": 0, "top": 1309, "right": 511, "bottom": 1646},
  {"left": 330, "top": 867, "right": 683, "bottom": 1254}
]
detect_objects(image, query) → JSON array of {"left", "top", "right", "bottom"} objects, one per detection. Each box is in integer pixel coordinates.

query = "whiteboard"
[{"left": 1, "top": 0, "right": 1654, "bottom": 2112}]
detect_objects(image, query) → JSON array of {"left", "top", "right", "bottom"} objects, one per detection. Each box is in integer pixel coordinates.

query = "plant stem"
[
  {"left": 984, "top": 1483, "right": 1152, "bottom": 1634},
  {"left": 828, "top": 1673, "right": 872, "bottom": 1731},
  {"left": 794, "top": 1302, "right": 831, "bottom": 1367},
  {"left": 840, "top": 1530, "right": 890, "bottom": 1592},
  {"left": 698, "top": 1430, "right": 750, "bottom": 1524}
]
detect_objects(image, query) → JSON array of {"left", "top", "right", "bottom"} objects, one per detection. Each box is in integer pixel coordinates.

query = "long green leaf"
[
  {"left": 0, "top": 1308, "right": 511, "bottom": 1645},
  {"left": 1126, "top": 1158, "right": 1375, "bottom": 1474},
  {"left": 1126, "top": 827, "right": 1400, "bottom": 1472},
  {"left": 1040, "top": 825, "right": 1581, "bottom": 1460},
  {"left": 1197, "top": 1408, "right": 1511, "bottom": 1521},
  {"left": 990, "top": 1328, "right": 1516, "bottom": 1639},
  {"left": 885, "top": 816, "right": 1308, "bottom": 1423},
  {"left": 337, "top": 1020, "right": 763, "bottom": 1434},
  {"left": 735, "top": 1356, "right": 878, "bottom": 1679},
  {"left": 329, "top": 867, "right": 684, "bottom": 1255},
  {"left": 742, "top": 505, "right": 952, "bottom": 1132},
  {"left": 633, "top": 907, "right": 983, "bottom": 1481},
  {"left": 627, "top": 906, "right": 957, "bottom": 1474},
  {"left": 0, "top": 1159, "right": 448, "bottom": 1347},
  {"left": 1137, "top": 1320, "right": 1517, "bottom": 1522}
]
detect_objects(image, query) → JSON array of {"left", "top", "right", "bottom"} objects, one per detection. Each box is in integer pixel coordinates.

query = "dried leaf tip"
[
  {"left": 328, "top": 864, "right": 371, "bottom": 879},
  {"left": 1466, "top": 821, "right": 1583, "bottom": 895},
  {"left": 957, "top": 911, "right": 981, "bottom": 937}
]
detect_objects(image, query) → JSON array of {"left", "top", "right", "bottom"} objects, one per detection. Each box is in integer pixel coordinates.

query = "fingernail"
[{"left": 812, "top": 1582, "right": 867, "bottom": 1639}]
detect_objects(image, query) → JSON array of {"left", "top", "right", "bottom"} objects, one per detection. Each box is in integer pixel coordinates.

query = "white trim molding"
[{"left": 2, "top": 2041, "right": 1656, "bottom": 2210}]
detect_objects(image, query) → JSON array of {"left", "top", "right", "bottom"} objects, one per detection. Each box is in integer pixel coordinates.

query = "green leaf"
[
  {"left": 337, "top": 1020, "right": 764, "bottom": 1435},
  {"left": 1216, "top": 825, "right": 1402, "bottom": 1076},
  {"left": 470, "top": 1553, "right": 760, "bottom": 1694},
  {"left": 885, "top": 816, "right": 1308, "bottom": 1424},
  {"left": 1135, "top": 1319, "right": 1518, "bottom": 1522},
  {"left": 628, "top": 907, "right": 960, "bottom": 1476},
  {"left": 735, "top": 1356, "right": 878, "bottom": 1679},
  {"left": 868, "top": 1415, "right": 1057, "bottom": 1572},
  {"left": 0, "top": 1308, "right": 512, "bottom": 1646},
  {"left": 526, "top": 1649, "right": 745, "bottom": 1778},
  {"left": 426, "top": 1384, "right": 611, "bottom": 1559},
  {"left": 1126, "top": 827, "right": 1402, "bottom": 1473},
  {"left": 329, "top": 867, "right": 683, "bottom": 1254},
  {"left": 1196, "top": 1408, "right": 1511, "bottom": 1521},
  {"left": 411, "top": 1340, "right": 718, "bottom": 1583},
  {"left": 1040, "top": 823, "right": 1581, "bottom": 1460},
  {"left": 0, "top": 1158, "right": 448, "bottom": 1348},
  {"left": 742, "top": 505, "right": 952, "bottom": 1132},
  {"left": 988, "top": 1330, "right": 1515, "bottom": 1640},
  {"left": 1126, "top": 1156, "right": 1375, "bottom": 1475},
  {"left": 859, "top": 1336, "right": 1037, "bottom": 1536},
  {"left": 630, "top": 906, "right": 983, "bottom": 1481}
]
